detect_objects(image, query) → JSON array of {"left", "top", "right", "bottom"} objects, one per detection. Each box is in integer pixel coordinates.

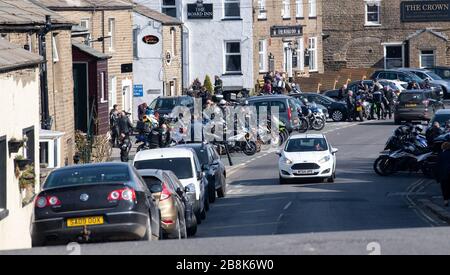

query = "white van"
[{"left": 133, "top": 148, "right": 207, "bottom": 222}]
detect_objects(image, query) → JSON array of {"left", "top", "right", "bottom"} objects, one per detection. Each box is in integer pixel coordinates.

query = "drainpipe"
[{"left": 38, "top": 15, "right": 52, "bottom": 130}]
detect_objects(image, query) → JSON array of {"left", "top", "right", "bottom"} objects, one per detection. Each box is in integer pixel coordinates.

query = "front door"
[
  {"left": 73, "top": 63, "right": 89, "bottom": 133},
  {"left": 122, "top": 79, "right": 132, "bottom": 120},
  {"left": 283, "top": 42, "right": 293, "bottom": 78},
  {"left": 384, "top": 44, "right": 404, "bottom": 69}
]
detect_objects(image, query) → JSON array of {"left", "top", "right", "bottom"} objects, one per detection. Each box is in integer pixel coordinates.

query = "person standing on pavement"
[
  {"left": 426, "top": 122, "right": 444, "bottom": 144},
  {"left": 346, "top": 90, "right": 356, "bottom": 122},
  {"left": 382, "top": 86, "right": 394, "bottom": 119},
  {"left": 338, "top": 85, "right": 347, "bottom": 101},
  {"left": 437, "top": 142, "right": 450, "bottom": 207},
  {"left": 214, "top": 75, "right": 223, "bottom": 95},
  {"left": 137, "top": 102, "right": 148, "bottom": 122},
  {"left": 118, "top": 111, "right": 134, "bottom": 138},
  {"left": 372, "top": 88, "right": 385, "bottom": 120},
  {"left": 109, "top": 104, "right": 120, "bottom": 147}
]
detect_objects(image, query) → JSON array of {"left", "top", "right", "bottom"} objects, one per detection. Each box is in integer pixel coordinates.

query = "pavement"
[{"left": 5, "top": 117, "right": 450, "bottom": 255}]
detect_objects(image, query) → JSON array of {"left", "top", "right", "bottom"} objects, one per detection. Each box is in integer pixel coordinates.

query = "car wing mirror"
[
  {"left": 332, "top": 148, "right": 339, "bottom": 154},
  {"left": 275, "top": 150, "right": 282, "bottom": 157},
  {"left": 149, "top": 184, "right": 163, "bottom": 194}
]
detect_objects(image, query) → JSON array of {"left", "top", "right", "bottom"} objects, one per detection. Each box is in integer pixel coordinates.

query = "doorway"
[
  {"left": 73, "top": 63, "right": 89, "bottom": 133},
  {"left": 384, "top": 43, "right": 404, "bottom": 69},
  {"left": 122, "top": 79, "right": 132, "bottom": 119},
  {"left": 283, "top": 42, "right": 293, "bottom": 78}
]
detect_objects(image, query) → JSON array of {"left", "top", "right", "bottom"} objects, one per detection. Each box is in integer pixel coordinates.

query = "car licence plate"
[
  {"left": 67, "top": 216, "right": 104, "bottom": 227},
  {"left": 405, "top": 104, "right": 416, "bottom": 108},
  {"left": 296, "top": 170, "right": 314, "bottom": 175}
]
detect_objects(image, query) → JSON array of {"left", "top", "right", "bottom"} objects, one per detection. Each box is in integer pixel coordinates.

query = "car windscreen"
[
  {"left": 141, "top": 176, "right": 162, "bottom": 189},
  {"left": 285, "top": 138, "right": 328, "bottom": 152},
  {"left": 193, "top": 148, "right": 209, "bottom": 165},
  {"left": 426, "top": 71, "right": 443, "bottom": 80},
  {"left": 155, "top": 98, "right": 179, "bottom": 110},
  {"left": 134, "top": 158, "right": 193, "bottom": 179},
  {"left": 432, "top": 114, "right": 450, "bottom": 126},
  {"left": 44, "top": 166, "right": 131, "bottom": 189},
  {"left": 399, "top": 93, "right": 424, "bottom": 103}
]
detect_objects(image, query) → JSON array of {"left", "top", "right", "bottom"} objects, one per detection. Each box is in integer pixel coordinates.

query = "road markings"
[
  {"left": 283, "top": 201, "right": 292, "bottom": 210},
  {"left": 207, "top": 222, "right": 281, "bottom": 231},
  {"left": 239, "top": 209, "right": 267, "bottom": 214},
  {"left": 277, "top": 213, "right": 284, "bottom": 222},
  {"left": 212, "top": 203, "right": 242, "bottom": 208}
]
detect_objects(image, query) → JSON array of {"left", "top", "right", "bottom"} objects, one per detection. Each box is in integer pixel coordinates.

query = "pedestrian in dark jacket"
[
  {"left": 437, "top": 142, "right": 450, "bottom": 207},
  {"left": 137, "top": 102, "right": 148, "bottom": 121},
  {"left": 426, "top": 122, "right": 443, "bottom": 144},
  {"left": 346, "top": 91, "right": 356, "bottom": 121},
  {"left": 109, "top": 104, "right": 120, "bottom": 147},
  {"left": 118, "top": 111, "right": 134, "bottom": 137}
]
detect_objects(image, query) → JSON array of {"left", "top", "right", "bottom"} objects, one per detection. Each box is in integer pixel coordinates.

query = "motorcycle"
[
  {"left": 305, "top": 103, "right": 326, "bottom": 131},
  {"left": 119, "top": 133, "right": 132, "bottom": 162}
]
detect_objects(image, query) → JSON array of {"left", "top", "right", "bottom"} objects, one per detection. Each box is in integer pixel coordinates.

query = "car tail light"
[
  {"left": 287, "top": 107, "right": 292, "bottom": 121},
  {"left": 108, "top": 188, "right": 136, "bottom": 202},
  {"left": 162, "top": 219, "right": 174, "bottom": 225},
  {"left": 35, "top": 195, "right": 61, "bottom": 208},
  {"left": 160, "top": 183, "right": 171, "bottom": 201},
  {"left": 422, "top": 100, "right": 429, "bottom": 107},
  {"left": 35, "top": 196, "right": 48, "bottom": 208}
]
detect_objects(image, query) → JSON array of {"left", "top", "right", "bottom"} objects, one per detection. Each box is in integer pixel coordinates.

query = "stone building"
[
  {"left": 322, "top": 0, "right": 450, "bottom": 71},
  {"left": 0, "top": 39, "right": 42, "bottom": 251},
  {"left": 39, "top": 0, "right": 135, "bottom": 119},
  {"left": 0, "top": 0, "right": 75, "bottom": 168},
  {"left": 253, "top": 0, "right": 324, "bottom": 83},
  {"left": 132, "top": 4, "right": 183, "bottom": 114}
]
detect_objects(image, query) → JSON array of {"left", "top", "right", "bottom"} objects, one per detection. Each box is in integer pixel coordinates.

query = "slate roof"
[
  {"left": 133, "top": 3, "right": 182, "bottom": 25},
  {"left": 36, "top": 0, "right": 132, "bottom": 10},
  {"left": 72, "top": 41, "right": 111, "bottom": 60},
  {"left": 0, "top": 38, "right": 42, "bottom": 72}
]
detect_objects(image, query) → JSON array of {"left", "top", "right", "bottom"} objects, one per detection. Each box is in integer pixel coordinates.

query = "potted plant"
[
  {"left": 19, "top": 165, "right": 36, "bottom": 206},
  {"left": 8, "top": 138, "right": 25, "bottom": 153},
  {"left": 14, "top": 155, "right": 32, "bottom": 171}
]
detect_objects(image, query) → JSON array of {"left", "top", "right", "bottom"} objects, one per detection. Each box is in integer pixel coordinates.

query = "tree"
[{"left": 204, "top": 75, "right": 213, "bottom": 93}]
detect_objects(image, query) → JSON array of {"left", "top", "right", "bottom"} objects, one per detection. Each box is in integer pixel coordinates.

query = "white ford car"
[{"left": 278, "top": 134, "right": 338, "bottom": 184}]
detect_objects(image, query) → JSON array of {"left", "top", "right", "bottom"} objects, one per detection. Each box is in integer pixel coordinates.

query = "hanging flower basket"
[
  {"left": 14, "top": 157, "right": 32, "bottom": 171},
  {"left": 19, "top": 165, "right": 36, "bottom": 206},
  {"left": 8, "top": 138, "right": 24, "bottom": 153}
]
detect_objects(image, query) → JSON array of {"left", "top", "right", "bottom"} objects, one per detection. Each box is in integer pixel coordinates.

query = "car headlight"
[
  {"left": 318, "top": 155, "right": 331, "bottom": 164},
  {"left": 185, "top": 183, "right": 196, "bottom": 193},
  {"left": 281, "top": 157, "right": 293, "bottom": 164}
]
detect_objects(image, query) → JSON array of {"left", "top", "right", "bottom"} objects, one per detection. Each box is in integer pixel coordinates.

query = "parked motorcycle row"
[{"left": 374, "top": 123, "right": 450, "bottom": 178}]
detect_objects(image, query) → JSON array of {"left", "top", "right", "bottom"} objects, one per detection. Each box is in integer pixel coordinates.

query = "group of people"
[
  {"left": 109, "top": 104, "right": 133, "bottom": 148},
  {"left": 339, "top": 80, "right": 397, "bottom": 122},
  {"left": 261, "top": 71, "right": 301, "bottom": 95}
]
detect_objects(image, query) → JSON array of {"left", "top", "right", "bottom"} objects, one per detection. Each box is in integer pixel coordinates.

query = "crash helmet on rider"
[
  {"left": 219, "top": 99, "right": 227, "bottom": 107},
  {"left": 301, "top": 98, "right": 309, "bottom": 105}
]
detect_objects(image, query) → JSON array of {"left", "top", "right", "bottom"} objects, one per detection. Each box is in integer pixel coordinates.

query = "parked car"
[
  {"left": 136, "top": 169, "right": 197, "bottom": 238},
  {"left": 398, "top": 68, "right": 450, "bottom": 99},
  {"left": 348, "top": 79, "right": 405, "bottom": 94},
  {"left": 429, "top": 109, "right": 450, "bottom": 128},
  {"left": 176, "top": 143, "right": 227, "bottom": 203},
  {"left": 247, "top": 95, "right": 300, "bottom": 133},
  {"left": 277, "top": 133, "right": 338, "bottom": 184},
  {"left": 149, "top": 96, "right": 195, "bottom": 116},
  {"left": 426, "top": 66, "right": 450, "bottom": 80},
  {"left": 323, "top": 89, "right": 341, "bottom": 101},
  {"left": 31, "top": 163, "right": 161, "bottom": 246},
  {"left": 394, "top": 89, "right": 445, "bottom": 124},
  {"left": 133, "top": 148, "right": 208, "bottom": 224},
  {"left": 290, "top": 93, "right": 348, "bottom": 122},
  {"left": 371, "top": 69, "right": 443, "bottom": 95}
]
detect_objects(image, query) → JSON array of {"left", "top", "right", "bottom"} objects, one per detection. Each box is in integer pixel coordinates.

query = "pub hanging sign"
[
  {"left": 401, "top": 0, "right": 450, "bottom": 22},
  {"left": 187, "top": 3, "right": 213, "bottom": 19},
  {"left": 270, "top": 25, "right": 303, "bottom": 37}
]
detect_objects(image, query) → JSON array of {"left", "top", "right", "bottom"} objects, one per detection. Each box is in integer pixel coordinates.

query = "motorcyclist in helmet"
[{"left": 422, "top": 78, "right": 432, "bottom": 89}]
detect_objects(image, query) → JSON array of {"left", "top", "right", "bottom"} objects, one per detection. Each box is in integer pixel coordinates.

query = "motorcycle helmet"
[
  {"left": 219, "top": 99, "right": 227, "bottom": 106},
  {"left": 301, "top": 98, "right": 309, "bottom": 105},
  {"left": 414, "top": 125, "right": 424, "bottom": 134}
]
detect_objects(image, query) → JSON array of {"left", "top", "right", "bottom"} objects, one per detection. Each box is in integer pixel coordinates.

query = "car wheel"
[
  {"left": 327, "top": 172, "right": 336, "bottom": 183},
  {"left": 217, "top": 176, "right": 226, "bottom": 198},
  {"left": 204, "top": 192, "right": 210, "bottom": 212},
  {"left": 331, "top": 110, "right": 344, "bottom": 122},
  {"left": 200, "top": 206, "right": 207, "bottom": 220},
  {"left": 195, "top": 211, "right": 202, "bottom": 225},
  {"left": 142, "top": 214, "right": 152, "bottom": 241},
  {"left": 279, "top": 175, "right": 288, "bottom": 184},
  {"left": 32, "top": 238, "right": 46, "bottom": 247},
  {"left": 187, "top": 215, "right": 198, "bottom": 237},
  {"left": 208, "top": 181, "right": 216, "bottom": 203}
]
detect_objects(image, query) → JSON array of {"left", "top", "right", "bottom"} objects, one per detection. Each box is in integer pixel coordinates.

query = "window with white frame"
[
  {"left": 224, "top": 41, "right": 242, "bottom": 73},
  {"left": 100, "top": 72, "right": 106, "bottom": 102},
  {"left": 296, "top": 0, "right": 304, "bottom": 18},
  {"left": 108, "top": 18, "right": 115, "bottom": 52},
  {"left": 162, "top": 0, "right": 177, "bottom": 18},
  {"left": 308, "top": 37, "right": 317, "bottom": 71},
  {"left": 108, "top": 76, "right": 117, "bottom": 110},
  {"left": 80, "top": 19, "right": 92, "bottom": 45},
  {"left": 297, "top": 37, "right": 305, "bottom": 70},
  {"left": 52, "top": 34, "right": 59, "bottom": 62},
  {"left": 259, "top": 39, "right": 267, "bottom": 72},
  {"left": 258, "top": 0, "right": 267, "bottom": 19},
  {"left": 365, "top": 0, "right": 381, "bottom": 25},
  {"left": 282, "top": 0, "right": 291, "bottom": 18},
  {"left": 308, "top": 0, "right": 316, "bottom": 17},
  {"left": 420, "top": 50, "right": 435, "bottom": 68},
  {"left": 224, "top": 0, "right": 241, "bottom": 18}
]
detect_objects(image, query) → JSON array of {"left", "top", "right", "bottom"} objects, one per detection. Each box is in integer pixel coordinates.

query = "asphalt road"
[{"left": 5, "top": 119, "right": 450, "bottom": 255}]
